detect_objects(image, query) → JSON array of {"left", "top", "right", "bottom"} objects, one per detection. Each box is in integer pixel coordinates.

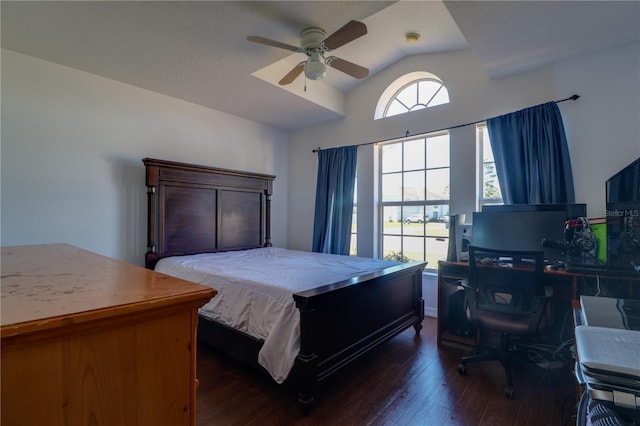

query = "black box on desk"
[
  {"left": 605, "top": 202, "right": 640, "bottom": 273},
  {"left": 448, "top": 290, "right": 474, "bottom": 338}
]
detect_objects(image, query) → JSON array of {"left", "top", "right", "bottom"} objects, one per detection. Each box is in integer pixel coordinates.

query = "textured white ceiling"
[
  {"left": 444, "top": 1, "right": 640, "bottom": 79},
  {"left": 2, "top": 1, "right": 638, "bottom": 130}
]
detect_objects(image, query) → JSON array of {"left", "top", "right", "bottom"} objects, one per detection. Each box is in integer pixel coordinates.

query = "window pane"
[
  {"left": 418, "top": 80, "right": 441, "bottom": 105},
  {"left": 426, "top": 168, "right": 449, "bottom": 200},
  {"left": 403, "top": 236, "right": 425, "bottom": 262},
  {"left": 426, "top": 236, "right": 448, "bottom": 269},
  {"left": 482, "top": 127, "right": 494, "bottom": 162},
  {"left": 395, "top": 84, "right": 417, "bottom": 108},
  {"left": 408, "top": 104, "right": 426, "bottom": 112},
  {"left": 425, "top": 205, "right": 450, "bottom": 237},
  {"left": 382, "top": 235, "right": 402, "bottom": 261},
  {"left": 351, "top": 205, "right": 357, "bottom": 233},
  {"left": 404, "top": 139, "right": 425, "bottom": 171},
  {"left": 483, "top": 163, "right": 502, "bottom": 199},
  {"left": 381, "top": 173, "right": 402, "bottom": 201},
  {"left": 426, "top": 134, "right": 450, "bottom": 168},
  {"left": 403, "top": 170, "right": 425, "bottom": 201},
  {"left": 386, "top": 99, "right": 408, "bottom": 118},
  {"left": 430, "top": 86, "right": 450, "bottom": 106},
  {"left": 381, "top": 143, "right": 402, "bottom": 173},
  {"left": 353, "top": 176, "right": 358, "bottom": 203},
  {"left": 403, "top": 206, "right": 425, "bottom": 236},
  {"left": 383, "top": 206, "right": 402, "bottom": 235}
]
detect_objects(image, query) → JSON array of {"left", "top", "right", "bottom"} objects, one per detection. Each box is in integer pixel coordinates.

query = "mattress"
[{"left": 154, "top": 247, "right": 400, "bottom": 383}]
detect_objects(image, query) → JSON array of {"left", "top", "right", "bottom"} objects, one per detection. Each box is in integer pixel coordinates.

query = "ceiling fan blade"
[
  {"left": 328, "top": 57, "right": 369, "bottom": 79},
  {"left": 247, "top": 36, "right": 301, "bottom": 52},
  {"left": 279, "top": 63, "right": 305, "bottom": 85},
  {"left": 323, "top": 20, "right": 367, "bottom": 50}
]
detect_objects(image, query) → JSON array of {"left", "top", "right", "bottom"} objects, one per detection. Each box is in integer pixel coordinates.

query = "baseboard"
[{"left": 425, "top": 306, "right": 438, "bottom": 318}]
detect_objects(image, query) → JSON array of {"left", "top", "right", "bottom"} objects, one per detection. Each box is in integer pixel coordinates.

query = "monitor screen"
[
  {"left": 471, "top": 210, "right": 567, "bottom": 262},
  {"left": 482, "top": 203, "right": 586, "bottom": 219},
  {"left": 606, "top": 157, "right": 640, "bottom": 203},
  {"left": 606, "top": 158, "right": 640, "bottom": 272}
]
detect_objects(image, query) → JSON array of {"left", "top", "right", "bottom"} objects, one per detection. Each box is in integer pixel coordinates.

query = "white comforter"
[{"left": 154, "top": 247, "right": 399, "bottom": 383}]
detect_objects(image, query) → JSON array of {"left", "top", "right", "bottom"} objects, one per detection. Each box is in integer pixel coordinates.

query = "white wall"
[
  {"left": 1, "top": 49, "right": 289, "bottom": 265},
  {"left": 552, "top": 44, "right": 640, "bottom": 218},
  {"left": 287, "top": 44, "right": 640, "bottom": 255}
]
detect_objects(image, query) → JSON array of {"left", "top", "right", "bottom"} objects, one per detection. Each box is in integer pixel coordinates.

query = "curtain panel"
[
  {"left": 312, "top": 145, "right": 358, "bottom": 255},
  {"left": 487, "top": 102, "right": 575, "bottom": 204}
]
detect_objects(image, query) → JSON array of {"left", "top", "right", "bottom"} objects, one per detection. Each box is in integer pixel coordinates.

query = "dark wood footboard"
[
  {"left": 196, "top": 260, "right": 425, "bottom": 409},
  {"left": 291, "top": 261, "right": 425, "bottom": 408}
]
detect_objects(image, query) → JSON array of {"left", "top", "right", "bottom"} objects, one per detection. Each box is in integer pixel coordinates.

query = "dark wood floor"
[{"left": 196, "top": 317, "right": 577, "bottom": 425}]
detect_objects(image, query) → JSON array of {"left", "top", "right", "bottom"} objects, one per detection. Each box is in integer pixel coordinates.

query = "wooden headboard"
[{"left": 143, "top": 158, "right": 276, "bottom": 269}]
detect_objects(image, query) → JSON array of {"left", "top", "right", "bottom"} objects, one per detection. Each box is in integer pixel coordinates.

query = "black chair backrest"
[{"left": 467, "top": 245, "right": 545, "bottom": 317}]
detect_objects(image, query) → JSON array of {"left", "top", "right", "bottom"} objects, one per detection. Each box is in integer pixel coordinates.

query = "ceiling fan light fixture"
[
  {"left": 305, "top": 51, "right": 326, "bottom": 80},
  {"left": 305, "top": 60, "right": 327, "bottom": 80}
]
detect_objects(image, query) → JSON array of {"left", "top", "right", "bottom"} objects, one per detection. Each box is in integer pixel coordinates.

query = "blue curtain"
[
  {"left": 312, "top": 145, "right": 358, "bottom": 254},
  {"left": 487, "top": 102, "right": 575, "bottom": 204}
]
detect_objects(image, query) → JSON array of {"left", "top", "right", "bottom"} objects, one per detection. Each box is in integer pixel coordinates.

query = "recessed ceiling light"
[{"left": 405, "top": 33, "right": 420, "bottom": 44}]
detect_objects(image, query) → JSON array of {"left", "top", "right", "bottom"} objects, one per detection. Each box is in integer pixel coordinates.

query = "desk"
[
  {"left": 437, "top": 260, "right": 640, "bottom": 347},
  {"left": 1, "top": 244, "right": 216, "bottom": 425}
]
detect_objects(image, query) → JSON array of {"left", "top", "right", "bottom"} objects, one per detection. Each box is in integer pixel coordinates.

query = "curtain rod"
[{"left": 312, "top": 94, "right": 580, "bottom": 153}]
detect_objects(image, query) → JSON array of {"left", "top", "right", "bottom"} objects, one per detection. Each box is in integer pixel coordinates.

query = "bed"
[{"left": 143, "top": 157, "right": 426, "bottom": 409}]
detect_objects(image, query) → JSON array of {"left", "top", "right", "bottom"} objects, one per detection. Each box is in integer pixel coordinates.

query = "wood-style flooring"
[{"left": 196, "top": 317, "right": 577, "bottom": 426}]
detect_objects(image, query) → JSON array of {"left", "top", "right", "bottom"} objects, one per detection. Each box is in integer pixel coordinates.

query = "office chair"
[{"left": 457, "top": 245, "right": 552, "bottom": 399}]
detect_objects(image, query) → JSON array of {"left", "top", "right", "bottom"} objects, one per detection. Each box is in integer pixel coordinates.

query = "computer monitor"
[
  {"left": 606, "top": 157, "right": 640, "bottom": 272},
  {"left": 482, "top": 203, "right": 587, "bottom": 219},
  {"left": 471, "top": 210, "right": 567, "bottom": 262}
]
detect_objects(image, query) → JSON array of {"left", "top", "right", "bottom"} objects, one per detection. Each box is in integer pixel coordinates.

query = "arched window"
[{"left": 375, "top": 71, "right": 449, "bottom": 120}]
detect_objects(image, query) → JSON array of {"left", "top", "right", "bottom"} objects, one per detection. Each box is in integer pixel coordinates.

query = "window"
[
  {"left": 375, "top": 71, "right": 449, "bottom": 120},
  {"left": 379, "top": 132, "right": 450, "bottom": 268},
  {"left": 350, "top": 176, "right": 357, "bottom": 255},
  {"left": 384, "top": 79, "right": 449, "bottom": 118},
  {"left": 477, "top": 124, "right": 503, "bottom": 207}
]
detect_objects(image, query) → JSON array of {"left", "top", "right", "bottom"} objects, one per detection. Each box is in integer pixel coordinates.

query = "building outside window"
[{"left": 379, "top": 132, "right": 450, "bottom": 268}]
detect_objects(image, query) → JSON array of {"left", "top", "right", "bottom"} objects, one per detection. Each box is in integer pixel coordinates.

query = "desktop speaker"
[
  {"left": 456, "top": 223, "right": 473, "bottom": 262},
  {"left": 447, "top": 214, "right": 469, "bottom": 261}
]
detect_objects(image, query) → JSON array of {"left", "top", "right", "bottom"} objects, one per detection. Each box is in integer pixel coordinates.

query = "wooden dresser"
[{"left": 1, "top": 244, "right": 216, "bottom": 426}]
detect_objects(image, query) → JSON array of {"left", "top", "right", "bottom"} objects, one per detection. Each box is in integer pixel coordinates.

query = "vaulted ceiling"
[{"left": 2, "top": 1, "right": 638, "bottom": 130}]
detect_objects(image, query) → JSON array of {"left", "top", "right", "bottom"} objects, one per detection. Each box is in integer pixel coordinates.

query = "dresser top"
[{"left": 1, "top": 244, "right": 215, "bottom": 338}]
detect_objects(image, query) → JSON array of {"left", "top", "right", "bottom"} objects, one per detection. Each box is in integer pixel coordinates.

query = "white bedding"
[{"left": 154, "top": 247, "right": 399, "bottom": 383}]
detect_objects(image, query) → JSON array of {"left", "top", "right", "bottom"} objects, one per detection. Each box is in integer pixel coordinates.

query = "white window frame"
[
  {"left": 477, "top": 123, "right": 503, "bottom": 208},
  {"left": 378, "top": 131, "right": 450, "bottom": 269},
  {"left": 374, "top": 71, "right": 450, "bottom": 120}
]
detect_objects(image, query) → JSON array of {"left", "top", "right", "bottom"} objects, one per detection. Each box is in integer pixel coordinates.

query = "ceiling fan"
[{"left": 247, "top": 20, "right": 369, "bottom": 85}]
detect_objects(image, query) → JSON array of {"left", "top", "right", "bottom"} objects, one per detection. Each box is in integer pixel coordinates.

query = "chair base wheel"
[
  {"left": 544, "top": 372, "right": 556, "bottom": 388},
  {"left": 458, "top": 364, "right": 467, "bottom": 375},
  {"left": 504, "top": 385, "right": 514, "bottom": 399}
]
